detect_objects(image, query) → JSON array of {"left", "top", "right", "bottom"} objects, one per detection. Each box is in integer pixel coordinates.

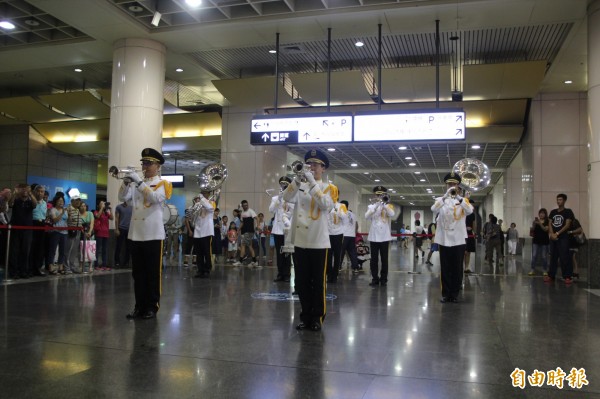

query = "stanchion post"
[{"left": 3, "top": 226, "right": 12, "bottom": 282}]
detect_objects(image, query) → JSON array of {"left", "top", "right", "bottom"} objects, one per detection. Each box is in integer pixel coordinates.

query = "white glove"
[
  {"left": 443, "top": 187, "right": 455, "bottom": 199},
  {"left": 283, "top": 217, "right": 291, "bottom": 229},
  {"left": 304, "top": 170, "right": 316, "bottom": 185},
  {"left": 463, "top": 190, "right": 471, "bottom": 199},
  {"left": 127, "top": 171, "right": 142, "bottom": 184}
]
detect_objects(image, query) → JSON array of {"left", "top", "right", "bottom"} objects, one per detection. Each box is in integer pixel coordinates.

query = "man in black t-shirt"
[
  {"left": 234, "top": 200, "right": 258, "bottom": 267},
  {"left": 547, "top": 193, "right": 575, "bottom": 284}
]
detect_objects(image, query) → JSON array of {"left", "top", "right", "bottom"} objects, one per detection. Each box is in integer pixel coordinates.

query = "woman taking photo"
[
  {"left": 46, "top": 195, "right": 68, "bottom": 275},
  {"left": 93, "top": 200, "right": 113, "bottom": 271}
]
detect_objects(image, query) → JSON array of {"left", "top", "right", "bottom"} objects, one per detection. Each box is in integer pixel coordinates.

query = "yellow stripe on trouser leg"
[{"left": 320, "top": 249, "right": 328, "bottom": 324}]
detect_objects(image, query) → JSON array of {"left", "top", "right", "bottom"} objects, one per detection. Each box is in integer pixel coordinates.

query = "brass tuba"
[{"left": 452, "top": 158, "right": 491, "bottom": 193}]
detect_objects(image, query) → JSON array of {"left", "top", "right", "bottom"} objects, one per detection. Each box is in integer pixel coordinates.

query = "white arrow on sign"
[{"left": 261, "top": 133, "right": 269, "bottom": 142}]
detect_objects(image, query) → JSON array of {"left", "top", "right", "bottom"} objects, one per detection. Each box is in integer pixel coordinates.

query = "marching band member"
[
  {"left": 120, "top": 148, "right": 172, "bottom": 320},
  {"left": 431, "top": 172, "right": 473, "bottom": 303},
  {"left": 270, "top": 176, "right": 294, "bottom": 282},
  {"left": 327, "top": 189, "right": 346, "bottom": 284},
  {"left": 365, "top": 186, "right": 395, "bottom": 287},
  {"left": 283, "top": 149, "right": 334, "bottom": 332},
  {"left": 193, "top": 190, "right": 215, "bottom": 278}
]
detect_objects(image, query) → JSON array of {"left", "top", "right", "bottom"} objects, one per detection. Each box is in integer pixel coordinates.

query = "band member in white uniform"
[
  {"left": 270, "top": 176, "right": 294, "bottom": 283},
  {"left": 365, "top": 186, "right": 395, "bottom": 287},
  {"left": 327, "top": 193, "right": 346, "bottom": 283},
  {"left": 283, "top": 149, "right": 334, "bottom": 332},
  {"left": 120, "top": 148, "right": 172, "bottom": 319},
  {"left": 431, "top": 172, "right": 473, "bottom": 303},
  {"left": 193, "top": 191, "right": 215, "bottom": 278}
]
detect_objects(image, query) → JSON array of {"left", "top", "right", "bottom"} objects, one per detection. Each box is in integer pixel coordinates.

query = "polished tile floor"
[{"left": 1, "top": 242, "right": 599, "bottom": 398}]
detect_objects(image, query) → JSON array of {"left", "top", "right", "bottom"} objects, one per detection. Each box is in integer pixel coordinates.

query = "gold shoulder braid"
[{"left": 143, "top": 179, "right": 173, "bottom": 208}]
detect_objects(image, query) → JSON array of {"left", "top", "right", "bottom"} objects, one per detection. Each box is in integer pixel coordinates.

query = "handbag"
[
  {"left": 575, "top": 232, "right": 587, "bottom": 246},
  {"left": 80, "top": 240, "right": 97, "bottom": 262}
]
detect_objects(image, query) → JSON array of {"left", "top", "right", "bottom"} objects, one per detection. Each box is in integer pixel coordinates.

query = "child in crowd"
[
  {"left": 355, "top": 236, "right": 370, "bottom": 273},
  {"left": 227, "top": 222, "right": 238, "bottom": 263}
]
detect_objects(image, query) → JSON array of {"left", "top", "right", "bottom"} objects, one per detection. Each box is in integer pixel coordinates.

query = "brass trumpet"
[
  {"left": 369, "top": 194, "right": 390, "bottom": 205},
  {"left": 108, "top": 166, "right": 143, "bottom": 183}
]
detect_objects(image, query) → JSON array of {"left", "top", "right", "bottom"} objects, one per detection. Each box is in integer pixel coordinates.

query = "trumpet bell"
[
  {"left": 452, "top": 158, "right": 491, "bottom": 191},
  {"left": 108, "top": 165, "right": 141, "bottom": 180}
]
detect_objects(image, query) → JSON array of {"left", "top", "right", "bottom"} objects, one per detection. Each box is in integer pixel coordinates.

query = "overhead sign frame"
[
  {"left": 353, "top": 108, "right": 466, "bottom": 142},
  {"left": 250, "top": 112, "right": 353, "bottom": 145}
]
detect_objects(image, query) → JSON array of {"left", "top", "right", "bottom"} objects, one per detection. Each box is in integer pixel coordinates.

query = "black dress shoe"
[
  {"left": 126, "top": 309, "right": 141, "bottom": 319},
  {"left": 380, "top": 281, "right": 387, "bottom": 287},
  {"left": 296, "top": 322, "right": 309, "bottom": 330},
  {"left": 450, "top": 297, "right": 459, "bottom": 303},
  {"left": 141, "top": 311, "right": 156, "bottom": 319},
  {"left": 194, "top": 272, "right": 210, "bottom": 278},
  {"left": 440, "top": 297, "right": 449, "bottom": 303},
  {"left": 310, "top": 322, "right": 322, "bottom": 332},
  {"left": 273, "top": 277, "right": 285, "bottom": 282},
  {"left": 369, "top": 281, "right": 379, "bottom": 287}
]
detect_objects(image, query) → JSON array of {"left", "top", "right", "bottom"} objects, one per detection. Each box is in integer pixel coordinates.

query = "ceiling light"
[
  {"left": 420, "top": 179, "right": 426, "bottom": 182},
  {"left": 355, "top": 41, "right": 364, "bottom": 47},
  {"left": 151, "top": 11, "right": 162, "bottom": 27},
  {"left": 399, "top": 146, "right": 407, "bottom": 150},
  {"left": 0, "top": 21, "right": 16, "bottom": 30},
  {"left": 25, "top": 19, "right": 39, "bottom": 26},
  {"left": 374, "top": 179, "right": 380, "bottom": 182},
  {"left": 193, "top": 161, "right": 201, "bottom": 164},
  {"left": 405, "top": 156, "right": 412, "bottom": 160},
  {"left": 327, "top": 148, "right": 335, "bottom": 152},
  {"left": 163, "top": 153, "right": 170, "bottom": 156},
  {"left": 414, "top": 171, "right": 421, "bottom": 174},
  {"left": 74, "top": 68, "right": 82, "bottom": 73},
  {"left": 350, "top": 163, "right": 358, "bottom": 167},
  {"left": 185, "top": 0, "right": 203, "bottom": 6},
  {"left": 128, "top": 5, "right": 143, "bottom": 12},
  {"left": 408, "top": 163, "right": 416, "bottom": 166},
  {"left": 471, "top": 144, "right": 481, "bottom": 149},
  {"left": 363, "top": 172, "right": 369, "bottom": 175},
  {"left": 175, "top": 68, "right": 183, "bottom": 72},
  {"left": 564, "top": 80, "right": 573, "bottom": 84}
]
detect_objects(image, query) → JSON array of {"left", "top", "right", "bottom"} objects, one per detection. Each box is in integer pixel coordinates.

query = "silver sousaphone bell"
[{"left": 452, "top": 158, "right": 491, "bottom": 192}]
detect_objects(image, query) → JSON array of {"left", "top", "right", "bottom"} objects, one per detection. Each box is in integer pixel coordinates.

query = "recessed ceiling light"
[
  {"left": 350, "top": 163, "right": 358, "bottom": 167},
  {"left": 185, "top": 0, "right": 203, "bottom": 7},
  {"left": 128, "top": 5, "right": 144, "bottom": 12},
  {"left": 363, "top": 172, "right": 369, "bottom": 175},
  {"left": 163, "top": 153, "right": 170, "bottom": 156},
  {"left": 408, "top": 163, "right": 416, "bottom": 166},
  {"left": 471, "top": 144, "right": 481, "bottom": 149},
  {"left": 355, "top": 41, "right": 364, "bottom": 47},
  {"left": 175, "top": 68, "right": 183, "bottom": 72},
  {"left": 327, "top": 148, "right": 335, "bottom": 152},
  {"left": 0, "top": 21, "right": 16, "bottom": 30},
  {"left": 399, "top": 146, "right": 407, "bottom": 150},
  {"left": 420, "top": 179, "right": 426, "bottom": 182},
  {"left": 374, "top": 179, "right": 380, "bottom": 182},
  {"left": 414, "top": 171, "right": 421, "bottom": 174},
  {"left": 25, "top": 19, "right": 39, "bottom": 26},
  {"left": 564, "top": 80, "right": 573, "bottom": 84},
  {"left": 193, "top": 161, "right": 201, "bottom": 164},
  {"left": 74, "top": 68, "right": 82, "bottom": 73},
  {"left": 405, "top": 156, "right": 412, "bottom": 160},
  {"left": 269, "top": 50, "right": 277, "bottom": 54}
]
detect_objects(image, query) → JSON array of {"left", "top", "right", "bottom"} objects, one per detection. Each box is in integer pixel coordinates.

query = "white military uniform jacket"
[
  {"left": 283, "top": 179, "right": 334, "bottom": 249},
  {"left": 118, "top": 175, "right": 171, "bottom": 241},
  {"left": 269, "top": 195, "right": 294, "bottom": 235},
  {"left": 365, "top": 202, "right": 395, "bottom": 242},
  {"left": 327, "top": 202, "right": 347, "bottom": 235},
  {"left": 193, "top": 197, "right": 215, "bottom": 238},
  {"left": 431, "top": 196, "right": 473, "bottom": 247},
  {"left": 342, "top": 210, "right": 357, "bottom": 238}
]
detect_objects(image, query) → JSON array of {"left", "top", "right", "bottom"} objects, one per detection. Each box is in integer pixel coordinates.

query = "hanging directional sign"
[
  {"left": 353, "top": 109, "right": 466, "bottom": 142},
  {"left": 250, "top": 113, "right": 353, "bottom": 145}
]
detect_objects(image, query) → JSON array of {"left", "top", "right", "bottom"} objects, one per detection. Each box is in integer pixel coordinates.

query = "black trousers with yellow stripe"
[
  {"left": 131, "top": 240, "right": 163, "bottom": 314},
  {"left": 193, "top": 236, "right": 213, "bottom": 274},
  {"left": 293, "top": 247, "right": 328, "bottom": 326}
]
